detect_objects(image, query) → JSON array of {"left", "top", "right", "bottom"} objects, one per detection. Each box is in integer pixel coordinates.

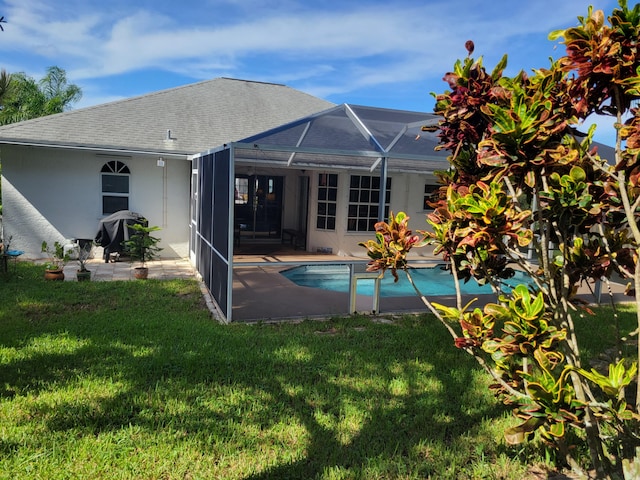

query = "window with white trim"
[
  {"left": 316, "top": 173, "right": 338, "bottom": 230},
  {"left": 101, "top": 160, "right": 130, "bottom": 214},
  {"left": 347, "top": 175, "right": 391, "bottom": 232}
]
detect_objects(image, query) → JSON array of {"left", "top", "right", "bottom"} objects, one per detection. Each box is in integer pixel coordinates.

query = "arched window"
[{"left": 101, "top": 160, "right": 130, "bottom": 214}]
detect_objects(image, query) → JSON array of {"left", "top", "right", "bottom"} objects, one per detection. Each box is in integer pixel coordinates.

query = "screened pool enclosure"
[{"left": 189, "top": 104, "right": 449, "bottom": 322}]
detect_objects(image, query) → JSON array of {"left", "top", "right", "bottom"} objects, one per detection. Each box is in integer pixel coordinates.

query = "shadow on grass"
[{"left": 1, "top": 262, "right": 510, "bottom": 478}]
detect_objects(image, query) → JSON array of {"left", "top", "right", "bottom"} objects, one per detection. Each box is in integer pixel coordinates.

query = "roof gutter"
[{"left": 0, "top": 139, "right": 191, "bottom": 159}]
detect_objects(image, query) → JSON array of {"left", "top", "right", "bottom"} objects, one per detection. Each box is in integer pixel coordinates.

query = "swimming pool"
[{"left": 280, "top": 264, "right": 529, "bottom": 297}]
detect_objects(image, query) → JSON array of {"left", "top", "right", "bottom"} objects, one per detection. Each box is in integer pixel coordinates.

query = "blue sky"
[{"left": 0, "top": 0, "right": 622, "bottom": 145}]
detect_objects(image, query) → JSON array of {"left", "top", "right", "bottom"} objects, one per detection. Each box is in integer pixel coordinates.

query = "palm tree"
[
  {"left": 0, "top": 18, "right": 10, "bottom": 103},
  {"left": 38, "top": 66, "right": 82, "bottom": 115},
  {"left": 0, "top": 66, "right": 82, "bottom": 125},
  {"left": 0, "top": 69, "right": 11, "bottom": 104}
]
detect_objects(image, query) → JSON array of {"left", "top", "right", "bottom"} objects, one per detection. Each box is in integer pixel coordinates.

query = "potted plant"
[
  {"left": 76, "top": 241, "right": 94, "bottom": 281},
  {"left": 123, "top": 223, "right": 162, "bottom": 279},
  {"left": 41, "top": 240, "right": 70, "bottom": 281}
]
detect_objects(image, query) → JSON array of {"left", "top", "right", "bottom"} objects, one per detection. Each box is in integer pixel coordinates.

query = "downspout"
[{"left": 163, "top": 158, "right": 168, "bottom": 229}]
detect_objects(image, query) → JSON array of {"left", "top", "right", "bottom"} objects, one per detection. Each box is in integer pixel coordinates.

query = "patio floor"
[{"left": 63, "top": 256, "right": 195, "bottom": 282}]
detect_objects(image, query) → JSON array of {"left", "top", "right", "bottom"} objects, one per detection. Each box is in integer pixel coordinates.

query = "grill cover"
[{"left": 94, "top": 210, "right": 147, "bottom": 261}]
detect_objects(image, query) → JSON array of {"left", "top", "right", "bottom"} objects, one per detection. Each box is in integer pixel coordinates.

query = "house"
[
  {"left": 0, "top": 76, "right": 453, "bottom": 321},
  {"left": 0, "top": 76, "right": 450, "bottom": 260},
  {"left": 0, "top": 77, "right": 334, "bottom": 258}
]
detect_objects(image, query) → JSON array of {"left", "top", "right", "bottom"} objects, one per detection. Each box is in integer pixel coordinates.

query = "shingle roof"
[{"left": 0, "top": 77, "right": 335, "bottom": 155}]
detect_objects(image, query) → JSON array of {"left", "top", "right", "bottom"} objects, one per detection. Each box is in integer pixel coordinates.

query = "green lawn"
[{"left": 0, "top": 262, "right": 634, "bottom": 479}]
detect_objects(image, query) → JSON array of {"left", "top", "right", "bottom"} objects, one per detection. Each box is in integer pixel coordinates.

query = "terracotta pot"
[
  {"left": 76, "top": 270, "right": 92, "bottom": 282},
  {"left": 133, "top": 267, "right": 149, "bottom": 280},
  {"left": 44, "top": 268, "right": 65, "bottom": 281}
]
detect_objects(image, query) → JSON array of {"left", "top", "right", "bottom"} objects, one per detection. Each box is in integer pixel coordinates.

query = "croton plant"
[{"left": 361, "top": 2, "right": 640, "bottom": 477}]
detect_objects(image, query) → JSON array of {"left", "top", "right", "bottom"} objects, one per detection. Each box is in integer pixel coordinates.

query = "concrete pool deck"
[
  {"left": 230, "top": 252, "right": 631, "bottom": 322},
  {"left": 50, "top": 248, "right": 632, "bottom": 323}
]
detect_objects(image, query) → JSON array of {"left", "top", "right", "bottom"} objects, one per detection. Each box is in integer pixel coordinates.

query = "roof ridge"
[{"left": 219, "top": 77, "right": 285, "bottom": 87}]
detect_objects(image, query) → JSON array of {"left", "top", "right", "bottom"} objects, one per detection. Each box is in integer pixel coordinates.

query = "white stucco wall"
[{"left": 1, "top": 145, "right": 190, "bottom": 259}]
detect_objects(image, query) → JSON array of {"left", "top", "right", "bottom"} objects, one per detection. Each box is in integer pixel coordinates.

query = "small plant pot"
[
  {"left": 133, "top": 266, "right": 149, "bottom": 280},
  {"left": 44, "top": 268, "right": 65, "bottom": 281},
  {"left": 76, "top": 270, "right": 92, "bottom": 282}
]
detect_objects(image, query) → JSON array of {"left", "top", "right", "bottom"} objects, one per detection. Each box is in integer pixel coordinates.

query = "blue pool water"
[{"left": 280, "top": 264, "right": 529, "bottom": 297}]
